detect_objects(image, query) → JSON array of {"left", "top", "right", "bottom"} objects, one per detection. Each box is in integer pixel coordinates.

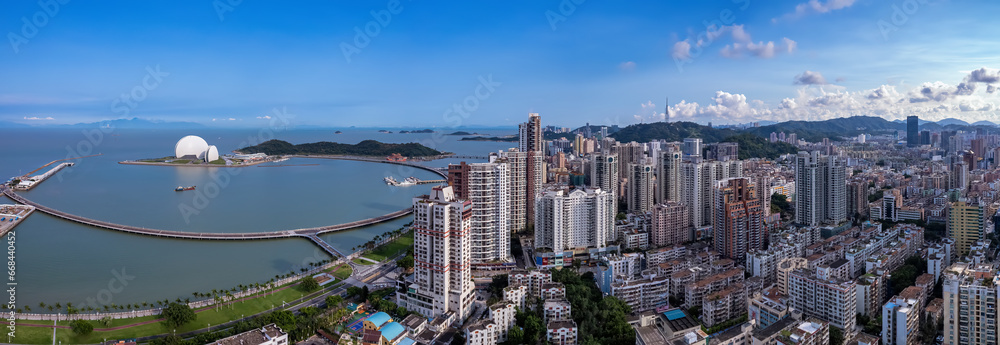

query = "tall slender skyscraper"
[
  {"left": 447, "top": 161, "right": 511, "bottom": 265},
  {"left": 626, "top": 160, "right": 655, "bottom": 214},
  {"left": 794, "top": 151, "right": 846, "bottom": 226},
  {"left": 497, "top": 149, "right": 543, "bottom": 233},
  {"left": 656, "top": 149, "right": 682, "bottom": 203},
  {"left": 906, "top": 115, "right": 919, "bottom": 147},
  {"left": 519, "top": 113, "right": 543, "bottom": 153},
  {"left": 713, "top": 177, "right": 765, "bottom": 263},
  {"left": 680, "top": 159, "right": 743, "bottom": 228},
  {"left": 403, "top": 186, "right": 474, "bottom": 320},
  {"left": 516, "top": 113, "right": 544, "bottom": 231}
]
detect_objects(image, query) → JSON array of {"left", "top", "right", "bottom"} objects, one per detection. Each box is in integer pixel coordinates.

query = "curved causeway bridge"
[
  {"left": 0, "top": 185, "right": 412, "bottom": 257},
  {"left": 1, "top": 155, "right": 449, "bottom": 257}
]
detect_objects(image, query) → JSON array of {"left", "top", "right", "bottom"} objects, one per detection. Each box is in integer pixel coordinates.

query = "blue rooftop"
[
  {"left": 368, "top": 312, "right": 392, "bottom": 328},
  {"left": 380, "top": 322, "right": 405, "bottom": 341},
  {"left": 664, "top": 309, "right": 686, "bottom": 320},
  {"left": 396, "top": 338, "right": 415, "bottom": 345}
]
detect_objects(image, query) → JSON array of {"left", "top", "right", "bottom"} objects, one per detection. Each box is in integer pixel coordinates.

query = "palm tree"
[
  {"left": 37, "top": 302, "right": 45, "bottom": 309},
  {"left": 23, "top": 305, "right": 30, "bottom": 313},
  {"left": 54, "top": 302, "right": 62, "bottom": 311}
]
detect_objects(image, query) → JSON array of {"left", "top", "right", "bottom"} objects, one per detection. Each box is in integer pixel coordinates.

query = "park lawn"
[
  {"left": 209, "top": 159, "right": 225, "bottom": 165},
  {"left": 352, "top": 258, "right": 373, "bottom": 266},
  {"left": 362, "top": 231, "right": 413, "bottom": 261},
  {"left": 327, "top": 265, "right": 353, "bottom": 280},
  {"left": 13, "top": 283, "right": 339, "bottom": 344}
]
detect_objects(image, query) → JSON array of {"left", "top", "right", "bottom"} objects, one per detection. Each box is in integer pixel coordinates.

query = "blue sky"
[{"left": 2, "top": 0, "right": 998, "bottom": 128}]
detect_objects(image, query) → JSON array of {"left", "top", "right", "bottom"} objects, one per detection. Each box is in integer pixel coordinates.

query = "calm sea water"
[{"left": 0, "top": 127, "right": 512, "bottom": 309}]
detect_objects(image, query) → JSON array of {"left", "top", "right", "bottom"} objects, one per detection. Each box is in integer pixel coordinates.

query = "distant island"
[
  {"left": 460, "top": 136, "right": 518, "bottom": 142},
  {"left": 447, "top": 131, "right": 488, "bottom": 136},
  {"left": 238, "top": 139, "right": 444, "bottom": 157},
  {"left": 334, "top": 131, "right": 343, "bottom": 134},
  {"left": 398, "top": 129, "right": 435, "bottom": 134},
  {"left": 377, "top": 130, "right": 393, "bottom": 133}
]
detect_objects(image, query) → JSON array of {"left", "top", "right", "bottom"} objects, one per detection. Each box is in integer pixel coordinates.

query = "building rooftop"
[
  {"left": 547, "top": 320, "right": 577, "bottom": 330},
  {"left": 635, "top": 326, "right": 667, "bottom": 345},
  {"left": 381, "top": 322, "right": 406, "bottom": 341},
  {"left": 662, "top": 309, "right": 700, "bottom": 334},
  {"left": 210, "top": 324, "right": 285, "bottom": 345},
  {"left": 368, "top": 312, "right": 392, "bottom": 328},
  {"left": 753, "top": 316, "right": 798, "bottom": 340},
  {"left": 400, "top": 314, "right": 428, "bottom": 331}
]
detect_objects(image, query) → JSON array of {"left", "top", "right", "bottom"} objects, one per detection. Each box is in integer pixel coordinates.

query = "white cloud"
[
  {"left": 774, "top": 0, "right": 857, "bottom": 22},
  {"left": 619, "top": 61, "right": 636, "bottom": 71},
  {"left": 669, "top": 100, "right": 700, "bottom": 118},
  {"left": 257, "top": 115, "right": 272, "bottom": 119},
  {"left": 674, "top": 24, "right": 795, "bottom": 61},
  {"left": 721, "top": 38, "right": 796, "bottom": 59},
  {"left": 794, "top": 70, "right": 828, "bottom": 85},
  {"left": 672, "top": 41, "right": 692, "bottom": 60},
  {"left": 657, "top": 67, "right": 1000, "bottom": 124},
  {"left": 22, "top": 116, "right": 54, "bottom": 120}
]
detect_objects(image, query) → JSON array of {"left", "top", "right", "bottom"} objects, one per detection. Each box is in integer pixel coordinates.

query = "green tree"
[
  {"left": 299, "top": 276, "right": 320, "bottom": 292},
  {"left": 325, "top": 295, "right": 343, "bottom": 309},
  {"left": 830, "top": 326, "right": 844, "bottom": 345},
  {"left": 267, "top": 310, "right": 298, "bottom": 332},
  {"left": 504, "top": 327, "right": 525, "bottom": 345},
  {"left": 396, "top": 255, "right": 414, "bottom": 270},
  {"left": 361, "top": 286, "right": 370, "bottom": 301},
  {"left": 161, "top": 302, "right": 197, "bottom": 328},
  {"left": 69, "top": 320, "right": 93, "bottom": 335}
]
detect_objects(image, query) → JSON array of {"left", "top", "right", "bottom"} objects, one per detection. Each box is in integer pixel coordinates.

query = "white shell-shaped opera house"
[{"left": 174, "top": 135, "right": 217, "bottom": 161}]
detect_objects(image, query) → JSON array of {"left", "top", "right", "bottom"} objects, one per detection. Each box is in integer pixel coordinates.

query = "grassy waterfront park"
[{"left": 13, "top": 261, "right": 355, "bottom": 345}]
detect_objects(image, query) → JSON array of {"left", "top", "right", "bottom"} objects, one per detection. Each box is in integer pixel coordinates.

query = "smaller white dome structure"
[
  {"left": 206, "top": 145, "right": 219, "bottom": 162},
  {"left": 175, "top": 135, "right": 210, "bottom": 159}
]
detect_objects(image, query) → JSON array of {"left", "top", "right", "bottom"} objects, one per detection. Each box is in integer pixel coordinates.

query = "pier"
[{"left": 14, "top": 162, "right": 76, "bottom": 191}]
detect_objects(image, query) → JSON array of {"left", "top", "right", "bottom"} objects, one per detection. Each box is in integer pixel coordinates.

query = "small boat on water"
[{"left": 175, "top": 186, "right": 196, "bottom": 191}]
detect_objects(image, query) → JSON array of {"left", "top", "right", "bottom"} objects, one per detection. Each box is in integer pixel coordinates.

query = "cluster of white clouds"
[
  {"left": 773, "top": 0, "right": 857, "bottom": 22},
  {"left": 635, "top": 68, "right": 1000, "bottom": 124},
  {"left": 22, "top": 116, "right": 55, "bottom": 121},
  {"left": 672, "top": 24, "right": 796, "bottom": 61},
  {"left": 212, "top": 117, "right": 239, "bottom": 121}
]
